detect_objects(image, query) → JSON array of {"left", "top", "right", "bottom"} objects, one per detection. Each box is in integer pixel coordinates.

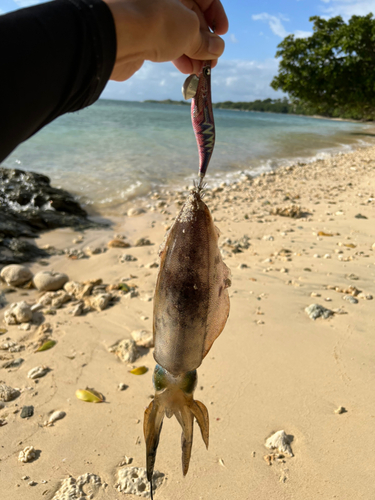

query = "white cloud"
[
  {"left": 214, "top": 59, "right": 283, "bottom": 101},
  {"left": 101, "top": 59, "right": 284, "bottom": 103},
  {"left": 321, "top": 0, "right": 375, "bottom": 18},
  {"left": 294, "top": 30, "right": 313, "bottom": 38},
  {"left": 252, "top": 13, "right": 289, "bottom": 38},
  {"left": 229, "top": 33, "right": 239, "bottom": 43},
  {"left": 252, "top": 12, "right": 311, "bottom": 39}
]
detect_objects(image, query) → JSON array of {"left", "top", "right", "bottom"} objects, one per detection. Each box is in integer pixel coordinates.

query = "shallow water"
[{"left": 3, "top": 99, "right": 371, "bottom": 214}]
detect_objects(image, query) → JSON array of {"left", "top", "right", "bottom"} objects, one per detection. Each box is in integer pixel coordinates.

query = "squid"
[{"left": 144, "top": 186, "right": 231, "bottom": 497}]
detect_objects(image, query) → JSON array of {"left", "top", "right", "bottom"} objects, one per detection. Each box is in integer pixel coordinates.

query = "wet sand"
[{"left": 1, "top": 145, "right": 375, "bottom": 499}]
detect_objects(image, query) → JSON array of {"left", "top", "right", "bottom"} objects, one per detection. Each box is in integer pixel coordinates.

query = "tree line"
[{"left": 147, "top": 15, "right": 375, "bottom": 122}]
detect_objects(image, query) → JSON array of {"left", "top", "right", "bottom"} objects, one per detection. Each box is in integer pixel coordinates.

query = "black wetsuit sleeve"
[{"left": 0, "top": 0, "right": 117, "bottom": 163}]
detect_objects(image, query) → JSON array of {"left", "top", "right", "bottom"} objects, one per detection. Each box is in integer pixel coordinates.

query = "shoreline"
[
  {"left": 1, "top": 143, "right": 375, "bottom": 499},
  {"left": 82, "top": 134, "right": 375, "bottom": 218},
  {"left": 140, "top": 98, "right": 374, "bottom": 124}
]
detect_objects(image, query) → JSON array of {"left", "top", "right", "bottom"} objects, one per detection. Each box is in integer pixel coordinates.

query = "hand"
[{"left": 103, "top": 0, "right": 228, "bottom": 81}]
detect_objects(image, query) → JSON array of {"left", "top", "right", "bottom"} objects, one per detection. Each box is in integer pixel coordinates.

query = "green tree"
[{"left": 271, "top": 14, "right": 375, "bottom": 120}]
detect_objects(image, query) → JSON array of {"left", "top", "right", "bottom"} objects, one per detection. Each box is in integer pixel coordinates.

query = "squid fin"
[{"left": 203, "top": 256, "right": 231, "bottom": 358}]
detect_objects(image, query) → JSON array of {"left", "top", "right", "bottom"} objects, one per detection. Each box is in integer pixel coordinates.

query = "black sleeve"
[{"left": 0, "top": 0, "right": 117, "bottom": 163}]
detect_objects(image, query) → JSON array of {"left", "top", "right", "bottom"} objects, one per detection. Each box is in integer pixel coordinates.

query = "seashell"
[
  {"left": 0, "top": 383, "right": 19, "bottom": 402},
  {"left": 265, "top": 430, "right": 293, "bottom": 457},
  {"left": 127, "top": 207, "right": 146, "bottom": 217},
  {"left": 108, "top": 239, "right": 130, "bottom": 248},
  {"left": 45, "top": 410, "right": 66, "bottom": 426},
  {"left": 27, "top": 366, "right": 49, "bottom": 379},
  {"left": 334, "top": 406, "right": 347, "bottom": 414},
  {"left": 118, "top": 455, "right": 133, "bottom": 466},
  {"left": 2, "top": 358, "right": 24, "bottom": 369},
  {"left": 18, "top": 446, "right": 36, "bottom": 463}
]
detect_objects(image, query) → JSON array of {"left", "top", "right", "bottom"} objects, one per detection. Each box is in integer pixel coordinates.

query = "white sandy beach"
[{"left": 1, "top": 144, "right": 375, "bottom": 499}]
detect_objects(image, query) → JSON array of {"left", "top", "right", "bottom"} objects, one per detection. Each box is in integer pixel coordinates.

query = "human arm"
[
  {"left": 0, "top": 0, "right": 227, "bottom": 163},
  {"left": 0, "top": 0, "right": 116, "bottom": 163},
  {"left": 105, "top": 0, "right": 228, "bottom": 80}
]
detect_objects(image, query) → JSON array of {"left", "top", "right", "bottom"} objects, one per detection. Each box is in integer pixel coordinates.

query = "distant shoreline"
[{"left": 141, "top": 98, "right": 373, "bottom": 124}]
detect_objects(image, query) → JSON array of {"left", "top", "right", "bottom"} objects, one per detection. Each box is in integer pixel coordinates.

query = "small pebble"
[
  {"left": 343, "top": 295, "right": 358, "bottom": 304},
  {"left": 334, "top": 406, "right": 347, "bottom": 414},
  {"left": 120, "top": 254, "right": 138, "bottom": 263},
  {"left": 127, "top": 207, "right": 145, "bottom": 217},
  {"left": 305, "top": 303, "right": 333, "bottom": 320},
  {"left": 118, "top": 383, "right": 128, "bottom": 391},
  {"left": 18, "top": 446, "right": 36, "bottom": 463},
  {"left": 358, "top": 293, "right": 373, "bottom": 300},
  {"left": 20, "top": 406, "right": 34, "bottom": 419}
]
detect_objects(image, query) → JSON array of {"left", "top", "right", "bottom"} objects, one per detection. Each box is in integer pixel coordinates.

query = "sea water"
[{"left": 2, "top": 99, "right": 371, "bottom": 214}]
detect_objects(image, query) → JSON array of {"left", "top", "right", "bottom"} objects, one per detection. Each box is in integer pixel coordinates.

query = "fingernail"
[{"left": 208, "top": 35, "right": 223, "bottom": 56}]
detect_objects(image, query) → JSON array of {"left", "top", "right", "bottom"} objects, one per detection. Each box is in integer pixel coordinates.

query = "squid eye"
[
  {"left": 153, "top": 365, "right": 168, "bottom": 391},
  {"left": 180, "top": 370, "right": 197, "bottom": 394},
  {"left": 203, "top": 67, "right": 211, "bottom": 77}
]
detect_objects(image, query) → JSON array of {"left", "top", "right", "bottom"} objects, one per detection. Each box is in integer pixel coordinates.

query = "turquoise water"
[{"left": 2, "top": 99, "right": 370, "bottom": 214}]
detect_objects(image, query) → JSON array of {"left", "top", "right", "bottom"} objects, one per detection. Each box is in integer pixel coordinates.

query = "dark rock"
[
  {"left": 0, "top": 167, "right": 106, "bottom": 265},
  {"left": 0, "top": 238, "right": 48, "bottom": 265},
  {"left": 20, "top": 405, "right": 34, "bottom": 418}
]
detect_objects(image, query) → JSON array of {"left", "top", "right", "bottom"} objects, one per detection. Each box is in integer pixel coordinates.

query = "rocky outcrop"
[{"left": 0, "top": 168, "right": 105, "bottom": 265}]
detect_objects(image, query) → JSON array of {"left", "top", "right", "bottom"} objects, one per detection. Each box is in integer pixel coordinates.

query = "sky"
[{"left": 1, "top": 0, "right": 375, "bottom": 101}]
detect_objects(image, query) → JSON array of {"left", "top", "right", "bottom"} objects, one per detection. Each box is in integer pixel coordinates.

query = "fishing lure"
[
  {"left": 182, "top": 61, "right": 215, "bottom": 183},
  {"left": 144, "top": 187, "right": 231, "bottom": 498}
]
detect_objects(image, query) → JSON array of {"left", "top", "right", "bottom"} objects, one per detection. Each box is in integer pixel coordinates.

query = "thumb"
[{"left": 188, "top": 31, "right": 225, "bottom": 60}]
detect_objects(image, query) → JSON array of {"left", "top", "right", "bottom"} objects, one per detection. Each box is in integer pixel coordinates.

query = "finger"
[
  {"left": 180, "top": 0, "right": 209, "bottom": 30},
  {"left": 172, "top": 55, "right": 194, "bottom": 74},
  {"left": 194, "top": 0, "right": 229, "bottom": 34},
  {"left": 172, "top": 56, "right": 217, "bottom": 76},
  {"left": 187, "top": 30, "right": 225, "bottom": 60}
]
